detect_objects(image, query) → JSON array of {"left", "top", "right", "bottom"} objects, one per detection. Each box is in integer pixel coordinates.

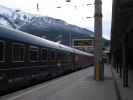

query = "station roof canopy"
[{"left": 111, "top": 0, "right": 133, "bottom": 52}]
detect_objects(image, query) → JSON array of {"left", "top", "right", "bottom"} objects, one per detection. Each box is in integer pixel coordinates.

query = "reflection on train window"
[
  {"left": 57, "top": 52, "right": 61, "bottom": 59},
  {"left": 41, "top": 48, "right": 47, "bottom": 61},
  {"left": 0, "top": 40, "right": 5, "bottom": 62},
  {"left": 48, "top": 51, "right": 56, "bottom": 60},
  {"left": 29, "top": 46, "right": 39, "bottom": 62},
  {"left": 59, "top": 53, "right": 62, "bottom": 59},
  {"left": 51, "top": 51, "right": 56, "bottom": 59},
  {"left": 12, "top": 43, "right": 25, "bottom": 62},
  {"left": 65, "top": 53, "right": 71, "bottom": 60},
  {"left": 57, "top": 52, "right": 64, "bottom": 59}
]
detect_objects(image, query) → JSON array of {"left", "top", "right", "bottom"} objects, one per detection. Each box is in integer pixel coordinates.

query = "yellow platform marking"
[{"left": 96, "top": 64, "right": 100, "bottom": 80}]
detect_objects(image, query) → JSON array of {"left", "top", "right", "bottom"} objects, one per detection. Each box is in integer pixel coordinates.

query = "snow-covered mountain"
[
  {"left": 0, "top": 5, "right": 110, "bottom": 47},
  {"left": 0, "top": 5, "right": 94, "bottom": 35}
]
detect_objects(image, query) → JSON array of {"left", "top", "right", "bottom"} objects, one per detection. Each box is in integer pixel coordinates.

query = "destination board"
[{"left": 73, "top": 39, "right": 94, "bottom": 47}]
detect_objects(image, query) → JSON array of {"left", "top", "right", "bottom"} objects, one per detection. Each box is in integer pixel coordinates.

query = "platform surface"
[
  {"left": 0, "top": 65, "right": 118, "bottom": 100},
  {"left": 113, "top": 68, "right": 133, "bottom": 100}
]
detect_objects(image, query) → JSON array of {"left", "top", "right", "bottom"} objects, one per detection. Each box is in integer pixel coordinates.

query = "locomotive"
[{"left": 0, "top": 25, "right": 94, "bottom": 95}]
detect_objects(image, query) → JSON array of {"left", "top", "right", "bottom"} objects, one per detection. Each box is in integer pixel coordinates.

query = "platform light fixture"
[
  {"left": 66, "top": 0, "right": 71, "bottom": 2},
  {"left": 56, "top": 6, "right": 62, "bottom": 8},
  {"left": 86, "top": 16, "right": 93, "bottom": 19},
  {"left": 86, "top": 4, "right": 93, "bottom": 6}
]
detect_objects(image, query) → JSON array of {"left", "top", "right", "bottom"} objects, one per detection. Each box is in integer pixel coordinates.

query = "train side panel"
[
  {"left": 0, "top": 26, "right": 94, "bottom": 96},
  {"left": 74, "top": 54, "right": 94, "bottom": 70}
]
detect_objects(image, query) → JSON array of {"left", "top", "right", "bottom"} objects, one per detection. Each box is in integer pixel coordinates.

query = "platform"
[
  {"left": 113, "top": 68, "right": 133, "bottom": 100},
  {"left": 0, "top": 65, "right": 119, "bottom": 100}
]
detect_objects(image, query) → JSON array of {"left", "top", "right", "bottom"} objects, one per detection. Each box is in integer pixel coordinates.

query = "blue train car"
[{"left": 0, "top": 25, "right": 94, "bottom": 95}]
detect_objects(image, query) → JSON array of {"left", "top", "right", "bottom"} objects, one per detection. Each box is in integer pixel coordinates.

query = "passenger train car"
[{"left": 0, "top": 25, "right": 94, "bottom": 95}]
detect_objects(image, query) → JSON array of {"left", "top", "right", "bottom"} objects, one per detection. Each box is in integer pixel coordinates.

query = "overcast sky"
[{"left": 0, "top": 0, "right": 112, "bottom": 40}]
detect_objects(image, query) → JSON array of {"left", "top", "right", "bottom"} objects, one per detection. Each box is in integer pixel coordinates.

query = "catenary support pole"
[{"left": 94, "top": 0, "right": 104, "bottom": 80}]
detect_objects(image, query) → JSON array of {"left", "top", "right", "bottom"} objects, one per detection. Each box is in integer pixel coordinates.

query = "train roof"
[{"left": 0, "top": 25, "right": 93, "bottom": 56}]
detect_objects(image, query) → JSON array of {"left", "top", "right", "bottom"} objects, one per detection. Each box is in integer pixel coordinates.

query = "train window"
[
  {"left": 64, "top": 52, "right": 71, "bottom": 60},
  {"left": 48, "top": 51, "right": 56, "bottom": 60},
  {"left": 51, "top": 51, "right": 56, "bottom": 59},
  {"left": 62, "top": 52, "right": 67, "bottom": 60},
  {"left": 12, "top": 43, "right": 25, "bottom": 62},
  {"left": 57, "top": 52, "right": 61, "bottom": 59},
  {"left": 0, "top": 40, "right": 5, "bottom": 62},
  {"left": 29, "top": 46, "right": 39, "bottom": 62},
  {"left": 41, "top": 48, "right": 47, "bottom": 61},
  {"left": 57, "top": 52, "right": 64, "bottom": 60}
]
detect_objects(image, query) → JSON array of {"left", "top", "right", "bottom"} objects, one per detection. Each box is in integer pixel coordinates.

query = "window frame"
[
  {"left": 47, "top": 50, "right": 56, "bottom": 60},
  {"left": 12, "top": 42, "right": 25, "bottom": 62},
  {"left": 29, "top": 45, "right": 39, "bottom": 62},
  {"left": 41, "top": 48, "right": 47, "bottom": 62}
]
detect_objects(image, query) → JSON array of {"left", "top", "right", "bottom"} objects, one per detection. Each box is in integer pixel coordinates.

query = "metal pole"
[
  {"left": 94, "top": 0, "right": 104, "bottom": 80},
  {"left": 69, "top": 32, "right": 72, "bottom": 47},
  {"left": 37, "top": 3, "right": 39, "bottom": 12},
  {"left": 122, "top": 38, "right": 128, "bottom": 87}
]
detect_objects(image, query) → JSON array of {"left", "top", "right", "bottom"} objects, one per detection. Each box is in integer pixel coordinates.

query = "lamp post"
[
  {"left": 94, "top": 0, "right": 103, "bottom": 80},
  {"left": 69, "top": 32, "right": 72, "bottom": 47}
]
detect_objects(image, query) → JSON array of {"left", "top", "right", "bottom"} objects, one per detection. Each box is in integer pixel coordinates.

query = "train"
[{"left": 0, "top": 25, "right": 94, "bottom": 95}]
